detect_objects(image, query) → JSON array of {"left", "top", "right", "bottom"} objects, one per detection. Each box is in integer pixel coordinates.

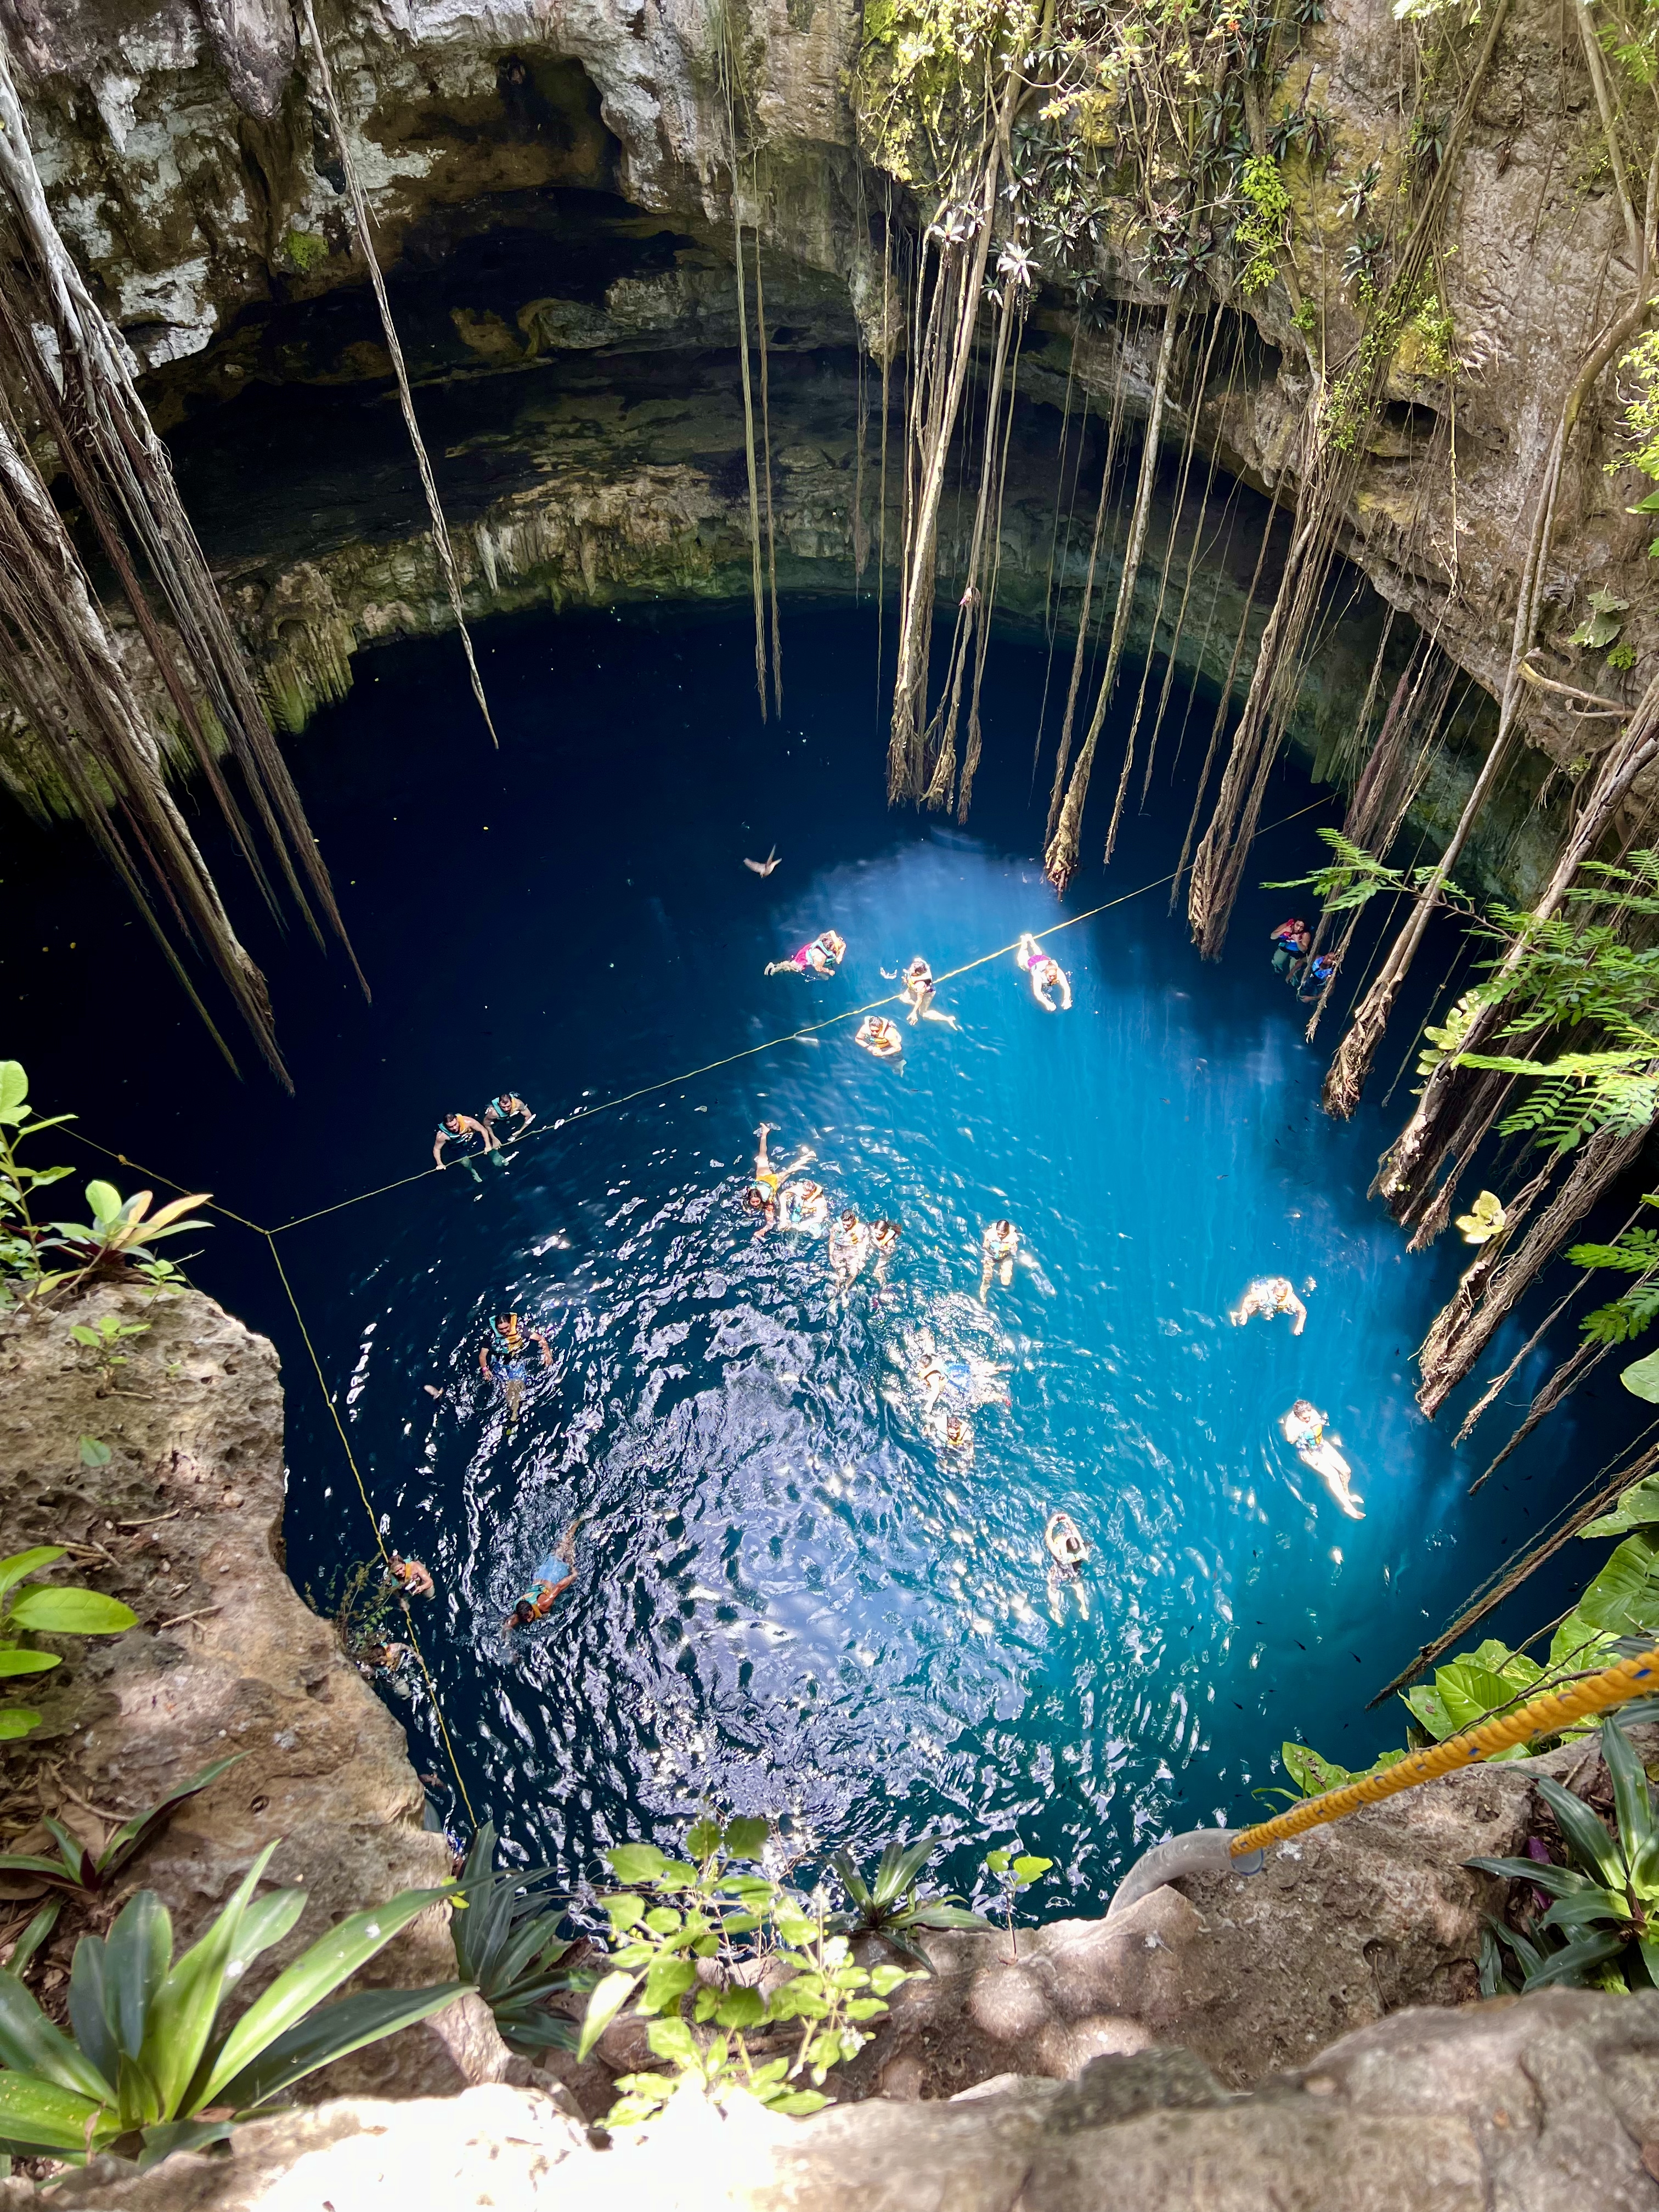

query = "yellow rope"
[{"left": 1229, "top": 1641, "right": 1659, "bottom": 1855}]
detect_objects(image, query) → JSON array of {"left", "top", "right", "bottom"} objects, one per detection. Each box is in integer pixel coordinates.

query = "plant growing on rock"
[
  {"left": 0, "top": 1753, "right": 242, "bottom": 1895},
  {"left": 48, "top": 1180, "right": 210, "bottom": 1296},
  {"left": 577, "top": 1816, "right": 917, "bottom": 2128},
  {"left": 828, "top": 1836, "right": 992, "bottom": 1966},
  {"left": 0, "top": 1546, "right": 136, "bottom": 1744},
  {"left": 68, "top": 1311, "right": 150, "bottom": 1383},
  {"left": 1469, "top": 1716, "right": 1659, "bottom": 1994},
  {"left": 0, "top": 1060, "right": 72, "bottom": 1303},
  {"left": 984, "top": 1843, "right": 1053, "bottom": 1959},
  {"left": 450, "top": 1822, "right": 590, "bottom": 2055},
  {"left": 0, "top": 1845, "right": 461, "bottom": 2169}
]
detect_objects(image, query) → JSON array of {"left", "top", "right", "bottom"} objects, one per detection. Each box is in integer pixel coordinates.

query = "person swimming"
[
  {"left": 872, "top": 1220, "right": 902, "bottom": 1281},
  {"left": 855, "top": 1015, "right": 904, "bottom": 1060},
  {"left": 901, "top": 956, "right": 960, "bottom": 1030},
  {"left": 480, "top": 1311, "right": 551, "bottom": 1421},
  {"left": 777, "top": 1178, "right": 830, "bottom": 1234},
  {"left": 765, "top": 929, "right": 847, "bottom": 980},
  {"left": 919, "top": 1342, "right": 1011, "bottom": 1415},
  {"left": 923, "top": 1409, "right": 974, "bottom": 1458},
  {"left": 1297, "top": 951, "right": 1339, "bottom": 1003},
  {"left": 979, "top": 1219, "right": 1019, "bottom": 1301},
  {"left": 1015, "top": 933, "right": 1073, "bottom": 1012},
  {"left": 743, "top": 1122, "right": 816, "bottom": 1233},
  {"left": 1281, "top": 1400, "right": 1363, "bottom": 1519},
  {"left": 1231, "top": 1276, "right": 1308, "bottom": 1335},
  {"left": 829, "top": 1210, "right": 873, "bottom": 1289},
  {"left": 387, "top": 1553, "right": 435, "bottom": 1599},
  {"left": 483, "top": 1092, "right": 534, "bottom": 1142},
  {"left": 1269, "top": 917, "right": 1312, "bottom": 979},
  {"left": 504, "top": 1521, "right": 577, "bottom": 1637},
  {"left": 433, "top": 1110, "right": 496, "bottom": 1171},
  {"left": 1044, "top": 1511, "right": 1088, "bottom": 1581}
]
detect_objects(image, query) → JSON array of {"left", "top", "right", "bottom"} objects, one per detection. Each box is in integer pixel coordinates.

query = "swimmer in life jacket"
[
  {"left": 1015, "top": 933, "right": 1073, "bottom": 1012},
  {"left": 979, "top": 1219, "right": 1019, "bottom": 1302},
  {"left": 901, "top": 955, "right": 961, "bottom": 1030},
  {"left": 776, "top": 1178, "right": 830, "bottom": 1234},
  {"left": 1045, "top": 1510, "right": 1090, "bottom": 1618},
  {"left": 480, "top": 1311, "right": 551, "bottom": 1422},
  {"left": 1297, "top": 952, "right": 1339, "bottom": 1003},
  {"left": 504, "top": 1521, "right": 577, "bottom": 1638},
  {"left": 829, "top": 1210, "right": 873, "bottom": 1290},
  {"left": 872, "top": 1220, "right": 902, "bottom": 1280},
  {"left": 924, "top": 1409, "right": 974, "bottom": 1458},
  {"left": 855, "top": 1015, "right": 904, "bottom": 1061},
  {"left": 388, "top": 1553, "right": 435, "bottom": 1599},
  {"left": 483, "top": 1091, "right": 534, "bottom": 1142},
  {"left": 434, "top": 1110, "right": 496, "bottom": 1170},
  {"left": 919, "top": 1342, "right": 1011, "bottom": 1416},
  {"left": 1231, "top": 1276, "right": 1308, "bottom": 1335},
  {"left": 766, "top": 929, "right": 847, "bottom": 980},
  {"left": 1269, "top": 917, "right": 1312, "bottom": 979},
  {"left": 1281, "top": 1400, "right": 1363, "bottom": 1520},
  {"left": 743, "top": 1122, "right": 816, "bottom": 1233}
]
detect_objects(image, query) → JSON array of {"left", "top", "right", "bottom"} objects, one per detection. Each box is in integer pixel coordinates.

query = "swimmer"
[
  {"left": 1297, "top": 951, "right": 1339, "bottom": 1003},
  {"left": 480, "top": 1311, "right": 552, "bottom": 1422},
  {"left": 483, "top": 1091, "right": 534, "bottom": 1142},
  {"left": 1231, "top": 1276, "right": 1308, "bottom": 1335},
  {"left": 872, "top": 1220, "right": 903, "bottom": 1282},
  {"left": 1045, "top": 1510, "right": 1091, "bottom": 1620},
  {"left": 388, "top": 1553, "right": 435, "bottom": 1599},
  {"left": 776, "top": 1177, "right": 830, "bottom": 1234},
  {"left": 855, "top": 1015, "right": 904, "bottom": 1061},
  {"left": 1269, "top": 917, "right": 1311, "bottom": 979},
  {"left": 979, "top": 1219, "right": 1019, "bottom": 1302},
  {"left": 743, "top": 1122, "right": 816, "bottom": 1233},
  {"left": 901, "top": 956, "right": 960, "bottom": 1030},
  {"left": 504, "top": 1522, "right": 577, "bottom": 1638},
  {"left": 1015, "top": 933, "right": 1073, "bottom": 1012},
  {"left": 434, "top": 1110, "right": 496, "bottom": 1170},
  {"left": 919, "top": 1344, "right": 1011, "bottom": 1415},
  {"left": 358, "top": 1639, "right": 410, "bottom": 1678},
  {"left": 765, "top": 929, "right": 847, "bottom": 980},
  {"left": 1281, "top": 1400, "right": 1363, "bottom": 1520},
  {"left": 829, "top": 1210, "right": 873, "bottom": 1290},
  {"left": 924, "top": 1409, "right": 974, "bottom": 1458}
]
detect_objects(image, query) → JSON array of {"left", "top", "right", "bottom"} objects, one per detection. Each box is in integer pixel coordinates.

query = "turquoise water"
[{"left": 3, "top": 603, "right": 1607, "bottom": 1904}]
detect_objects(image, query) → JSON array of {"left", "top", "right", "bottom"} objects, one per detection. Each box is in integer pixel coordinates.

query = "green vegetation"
[
  {"left": 0, "top": 1848, "right": 460, "bottom": 2166},
  {"left": 0, "top": 1545, "right": 136, "bottom": 1743},
  {"left": 0, "top": 1756, "right": 242, "bottom": 1894},
  {"left": 450, "top": 1823, "right": 592, "bottom": 2055},
  {"left": 1234, "top": 156, "right": 1290, "bottom": 295},
  {"left": 828, "top": 1835, "right": 992, "bottom": 1964},
  {"left": 984, "top": 1843, "right": 1054, "bottom": 1957},
  {"left": 69, "top": 1311, "right": 150, "bottom": 1381},
  {"left": 283, "top": 228, "right": 329, "bottom": 275}
]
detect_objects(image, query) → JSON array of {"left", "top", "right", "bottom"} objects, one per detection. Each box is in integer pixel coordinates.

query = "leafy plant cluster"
[{"left": 0, "top": 1544, "right": 136, "bottom": 1743}]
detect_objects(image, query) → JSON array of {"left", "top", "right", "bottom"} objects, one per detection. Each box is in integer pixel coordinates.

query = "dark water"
[{"left": 1, "top": 602, "right": 1627, "bottom": 1904}]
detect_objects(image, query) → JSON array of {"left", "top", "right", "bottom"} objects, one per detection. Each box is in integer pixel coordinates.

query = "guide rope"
[{"left": 1228, "top": 1639, "right": 1659, "bottom": 1857}]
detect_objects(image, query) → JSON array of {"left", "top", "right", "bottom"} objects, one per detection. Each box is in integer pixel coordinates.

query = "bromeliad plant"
[
  {"left": 578, "top": 1817, "right": 919, "bottom": 2128},
  {"left": 450, "top": 1822, "right": 590, "bottom": 2055},
  {"left": 48, "top": 1180, "right": 211, "bottom": 1296},
  {"left": 0, "top": 1754, "right": 243, "bottom": 1896},
  {"left": 1, "top": 1545, "right": 137, "bottom": 1743},
  {"left": 0, "top": 1843, "right": 462, "bottom": 2169},
  {"left": 828, "top": 1836, "right": 993, "bottom": 1966},
  {"left": 1469, "top": 1717, "right": 1659, "bottom": 1994}
]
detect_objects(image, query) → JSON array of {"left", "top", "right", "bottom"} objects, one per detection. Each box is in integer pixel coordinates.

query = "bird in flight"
[{"left": 744, "top": 846, "right": 781, "bottom": 877}]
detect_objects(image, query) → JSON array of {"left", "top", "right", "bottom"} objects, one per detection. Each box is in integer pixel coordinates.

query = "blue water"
[{"left": 0, "top": 602, "right": 1624, "bottom": 1903}]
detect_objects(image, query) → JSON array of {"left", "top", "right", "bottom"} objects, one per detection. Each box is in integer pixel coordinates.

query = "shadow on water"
[{"left": 0, "top": 601, "right": 1632, "bottom": 1900}]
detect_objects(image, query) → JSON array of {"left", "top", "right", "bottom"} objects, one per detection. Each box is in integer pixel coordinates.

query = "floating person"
[
  {"left": 480, "top": 1311, "right": 552, "bottom": 1421},
  {"left": 357, "top": 1638, "right": 410, "bottom": 1680},
  {"left": 1269, "top": 917, "right": 1312, "bottom": 979},
  {"left": 765, "top": 929, "right": 846, "bottom": 980},
  {"left": 1015, "top": 933, "right": 1072, "bottom": 1012},
  {"left": 1231, "top": 1276, "right": 1308, "bottom": 1335},
  {"left": 924, "top": 1409, "right": 974, "bottom": 1458},
  {"left": 388, "top": 1552, "right": 435, "bottom": 1599},
  {"left": 483, "top": 1091, "right": 535, "bottom": 1142},
  {"left": 872, "top": 1220, "right": 903, "bottom": 1283},
  {"left": 1281, "top": 1400, "right": 1363, "bottom": 1520},
  {"left": 743, "top": 1122, "right": 816, "bottom": 1233},
  {"left": 829, "top": 1210, "right": 873, "bottom": 1290},
  {"left": 504, "top": 1522, "right": 578, "bottom": 1637},
  {"left": 777, "top": 1177, "right": 830, "bottom": 1235},
  {"left": 1045, "top": 1510, "right": 1091, "bottom": 1619},
  {"left": 979, "top": 1219, "right": 1019, "bottom": 1301},
  {"left": 744, "top": 846, "right": 781, "bottom": 877},
  {"left": 919, "top": 1342, "right": 1011, "bottom": 1416},
  {"left": 855, "top": 1015, "right": 904, "bottom": 1062},
  {"left": 1297, "top": 951, "right": 1339, "bottom": 1003},
  {"left": 433, "top": 1110, "right": 496, "bottom": 1171},
  {"left": 901, "top": 956, "right": 960, "bottom": 1029}
]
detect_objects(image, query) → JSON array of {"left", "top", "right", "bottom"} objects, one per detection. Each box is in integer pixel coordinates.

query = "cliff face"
[{"left": 0, "top": 0, "right": 1643, "bottom": 888}]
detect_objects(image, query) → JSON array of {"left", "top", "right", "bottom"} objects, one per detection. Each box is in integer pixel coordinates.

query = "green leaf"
[
  {"left": 83, "top": 1181, "right": 122, "bottom": 1227},
  {"left": 644, "top": 2015, "right": 698, "bottom": 2069},
  {"left": 1549, "top": 1611, "right": 1618, "bottom": 1669},
  {"left": 8, "top": 1587, "right": 136, "bottom": 1637},
  {"left": 1622, "top": 1349, "right": 1659, "bottom": 1402},
  {"left": 104, "top": 1892, "right": 172, "bottom": 2062},
  {"left": 0, "top": 1062, "right": 29, "bottom": 1122},
  {"left": 577, "top": 1970, "right": 639, "bottom": 2061},
  {"left": 684, "top": 1818, "right": 721, "bottom": 1860},
  {"left": 1520, "top": 1928, "right": 1627, "bottom": 1991},
  {"left": 1602, "top": 1719, "right": 1655, "bottom": 1860},
  {"left": 0, "top": 2071, "right": 107, "bottom": 2154},
  {"left": 640, "top": 1956, "right": 697, "bottom": 2013},
  {"left": 1539, "top": 1887, "right": 1629, "bottom": 1933},
  {"left": 0, "top": 1965, "right": 114, "bottom": 2101},
  {"left": 98, "top": 1753, "right": 247, "bottom": 1876},
  {"left": 602, "top": 1895, "right": 645, "bottom": 1935},
  {"left": 78, "top": 1438, "right": 112, "bottom": 1468},
  {"left": 217, "top": 1983, "right": 467, "bottom": 2114},
  {"left": 0, "top": 1650, "right": 59, "bottom": 1677},
  {"left": 1011, "top": 1857, "right": 1053, "bottom": 1883},
  {"left": 142, "top": 1846, "right": 278, "bottom": 2117},
  {"left": 1464, "top": 1855, "right": 1590, "bottom": 1898},
  {"left": 713, "top": 1985, "right": 766, "bottom": 2029},
  {"left": 0, "top": 1707, "right": 41, "bottom": 1739},
  {"left": 1583, "top": 1479, "right": 1659, "bottom": 1539},
  {"left": 0, "top": 1548, "right": 65, "bottom": 1603},
  {"left": 868, "top": 1964, "right": 913, "bottom": 1995},
  {"left": 1580, "top": 1533, "right": 1659, "bottom": 1637},
  {"left": 69, "top": 1325, "right": 100, "bottom": 1348},
  {"left": 1535, "top": 1776, "right": 1624, "bottom": 1886},
  {"left": 984, "top": 1848, "right": 1009, "bottom": 1875},
  {"left": 195, "top": 1881, "right": 452, "bottom": 2111},
  {"left": 721, "top": 1818, "right": 769, "bottom": 1860},
  {"left": 606, "top": 1844, "right": 669, "bottom": 1887}
]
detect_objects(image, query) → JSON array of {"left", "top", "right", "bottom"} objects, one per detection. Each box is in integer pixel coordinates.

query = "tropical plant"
[
  {"left": 0, "top": 1060, "right": 72, "bottom": 1301},
  {"left": 1, "top": 1545, "right": 136, "bottom": 1743},
  {"left": 1272, "top": 1741, "right": 1409, "bottom": 1802},
  {"left": 984, "top": 1843, "right": 1053, "bottom": 1959},
  {"left": 450, "top": 1822, "right": 590, "bottom": 2055},
  {"left": 0, "top": 1846, "right": 461, "bottom": 2168},
  {"left": 827, "top": 1836, "right": 993, "bottom": 1966},
  {"left": 0, "top": 1754, "right": 243, "bottom": 1896},
  {"left": 69, "top": 1312, "right": 150, "bottom": 1382},
  {"left": 48, "top": 1180, "right": 211, "bottom": 1294},
  {"left": 1453, "top": 1190, "right": 1506, "bottom": 1246},
  {"left": 1470, "top": 1717, "right": 1659, "bottom": 1993},
  {"left": 577, "top": 1816, "right": 917, "bottom": 2129}
]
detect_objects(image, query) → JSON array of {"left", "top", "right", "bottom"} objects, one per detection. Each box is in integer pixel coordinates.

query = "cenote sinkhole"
[{"left": 1, "top": 601, "right": 1628, "bottom": 1908}]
